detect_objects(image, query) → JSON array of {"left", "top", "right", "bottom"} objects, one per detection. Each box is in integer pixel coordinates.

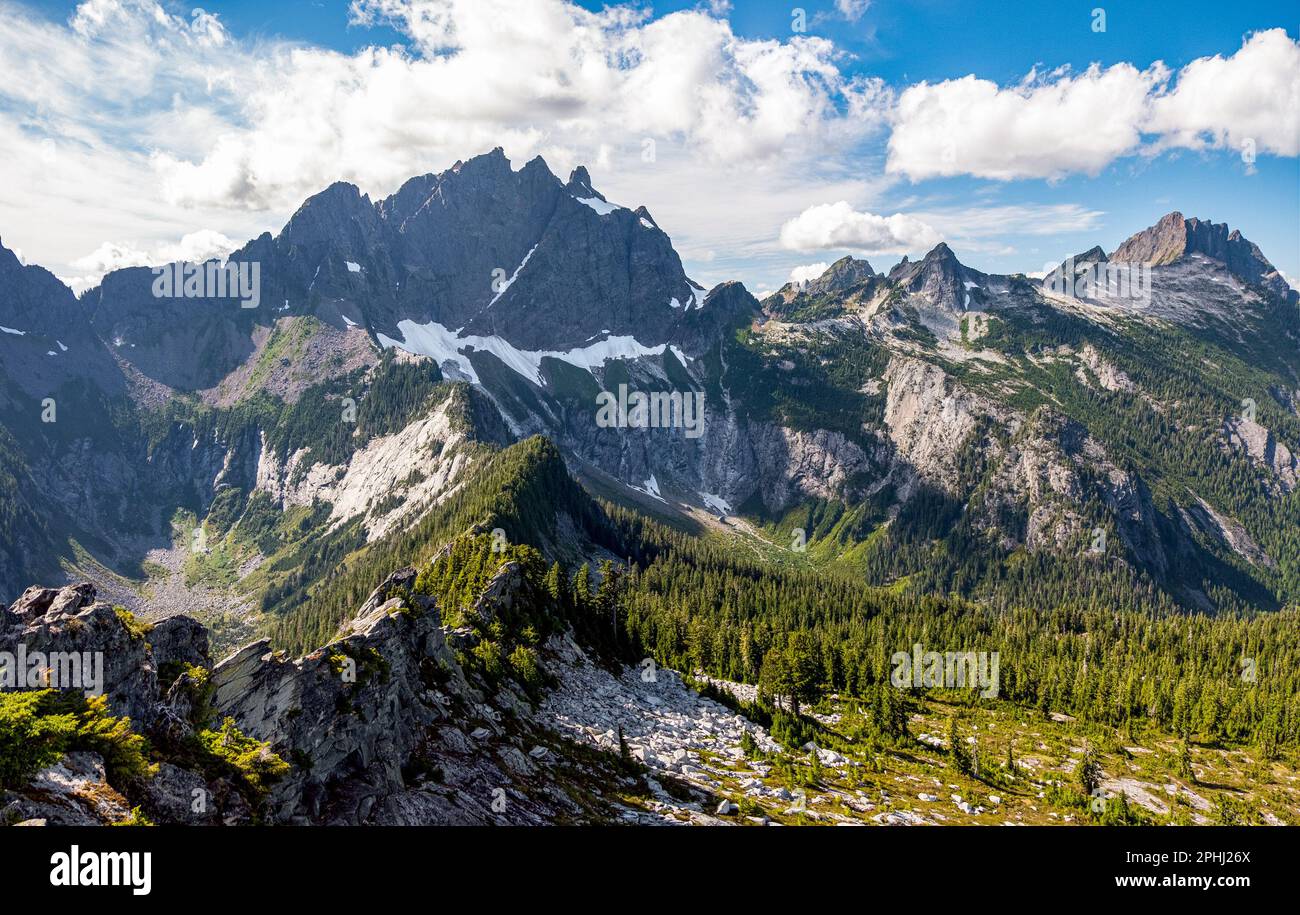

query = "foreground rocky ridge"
[{"left": 0, "top": 570, "right": 777, "bottom": 826}]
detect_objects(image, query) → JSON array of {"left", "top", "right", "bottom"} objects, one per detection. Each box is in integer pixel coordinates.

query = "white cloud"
[
  {"left": 147, "top": 0, "right": 887, "bottom": 210},
  {"left": 886, "top": 29, "right": 1300, "bottom": 181},
  {"left": 835, "top": 0, "right": 871, "bottom": 22},
  {"left": 0, "top": 0, "right": 1293, "bottom": 292},
  {"left": 887, "top": 62, "right": 1166, "bottom": 181},
  {"left": 60, "top": 230, "right": 239, "bottom": 291},
  {"left": 779, "top": 201, "right": 942, "bottom": 254},
  {"left": 788, "top": 262, "right": 830, "bottom": 284},
  {"left": 1149, "top": 29, "right": 1300, "bottom": 157},
  {"left": 0, "top": 0, "right": 888, "bottom": 281},
  {"left": 919, "top": 203, "right": 1105, "bottom": 239}
]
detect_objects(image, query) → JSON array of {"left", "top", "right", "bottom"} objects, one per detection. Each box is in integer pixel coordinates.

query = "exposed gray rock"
[
  {"left": 1223, "top": 416, "right": 1298, "bottom": 493},
  {"left": 0, "top": 583, "right": 161, "bottom": 723},
  {"left": 2, "top": 752, "right": 129, "bottom": 826},
  {"left": 1111, "top": 211, "right": 1297, "bottom": 304},
  {"left": 150, "top": 614, "right": 211, "bottom": 674}
]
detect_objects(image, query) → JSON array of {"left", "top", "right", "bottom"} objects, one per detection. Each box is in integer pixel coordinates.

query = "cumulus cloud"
[
  {"left": 887, "top": 29, "right": 1300, "bottom": 181},
  {"left": 788, "top": 262, "right": 830, "bottom": 285},
  {"left": 887, "top": 62, "right": 1166, "bottom": 181},
  {"left": 0, "top": 1, "right": 1294, "bottom": 289},
  {"left": 146, "top": 0, "right": 889, "bottom": 210},
  {"left": 780, "top": 201, "right": 942, "bottom": 254},
  {"left": 1149, "top": 29, "right": 1300, "bottom": 157},
  {"left": 0, "top": 0, "right": 889, "bottom": 280},
  {"left": 61, "top": 230, "right": 239, "bottom": 291}
]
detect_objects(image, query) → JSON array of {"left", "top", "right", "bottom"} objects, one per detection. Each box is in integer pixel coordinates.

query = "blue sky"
[{"left": 3, "top": 0, "right": 1297, "bottom": 295}]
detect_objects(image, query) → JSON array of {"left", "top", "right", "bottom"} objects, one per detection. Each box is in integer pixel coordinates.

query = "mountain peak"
[
  {"left": 1112, "top": 211, "right": 1294, "bottom": 302},
  {"left": 828, "top": 254, "right": 874, "bottom": 275},
  {"left": 564, "top": 165, "right": 603, "bottom": 202},
  {"left": 813, "top": 255, "right": 876, "bottom": 291},
  {"left": 454, "top": 146, "right": 507, "bottom": 170}
]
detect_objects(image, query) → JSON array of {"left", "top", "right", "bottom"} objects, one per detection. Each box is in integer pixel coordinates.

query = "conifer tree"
[{"left": 1077, "top": 742, "right": 1102, "bottom": 796}]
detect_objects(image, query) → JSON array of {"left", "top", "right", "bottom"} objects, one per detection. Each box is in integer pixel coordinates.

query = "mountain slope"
[{"left": 1, "top": 154, "right": 1297, "bottom": 627}]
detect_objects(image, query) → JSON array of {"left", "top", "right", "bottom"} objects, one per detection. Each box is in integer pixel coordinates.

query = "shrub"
[
  {"left": 770, "top": 709, "right": 816, "bottom": 751},
  {"left": 194, "top": 717, "right": 290, "bottom": 800},
  {"left": 67, "top": 694, "right": 153, "bottom": 783},
  {"left": 0, "top": 691, "right": 77, "bottom": 787},
  {"left": 0, "top": 691, "right": 151, "bottom": 789},
  {"left": 508, "top": 645, "right": 544, "bottom": 691},
  {"left": 471, "top": 640, "right": 507, "bottom": 681},
  {"left": 114, "top": 607, "right": 153, "bottom": 641},
  {"left": 112, "top": 806, "right": 155, "bottom": 827},
  {"left": 327, "top": 644, "right": 390, "bottom": 687}
]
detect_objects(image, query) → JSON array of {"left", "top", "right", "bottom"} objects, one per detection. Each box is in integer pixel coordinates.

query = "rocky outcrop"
[
  {"left": 0, "top": 566, "right": 661, "bottom": 826},
  {"left": 744, "top": 424, "right": 871, "bottom": 510},
  {"left": 1222, "top": 416, "right": 1299, "bottom": 492},
  {"left": 0, "top": 583, "right": 174, "bottom": 724},
  {"left": 205, "top": 567, "right": 467, "bottom": 823},
  {"left": 254, "top": 387, "right": 488, "bottom": 542},
  {"left": 1111, "top": 211, "right": 1296, "bottom": 304},
  {"left": 2, "top": 752, "right": 132, "bottom": 827},
  {"left": 883, "top": 355, "right": 1006, "bottom": 495}
]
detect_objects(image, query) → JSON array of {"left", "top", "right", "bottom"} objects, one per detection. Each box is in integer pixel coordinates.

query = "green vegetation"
[
  {"left": 269, "top": 435, "right": 611, "bottom": 654},
  {"left": 0, "top": 691, "right": 151, "bottom": 789},
  {"left": 193, "top": 717, "right": 291, "bottom": 799},
  {"left": 601, "top": 504, "right": 1299, "bottom": 754}
]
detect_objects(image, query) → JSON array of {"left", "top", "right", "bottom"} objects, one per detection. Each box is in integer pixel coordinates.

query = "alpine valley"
[{"left": 1, "top": 150, "right": 1298, "bottom": 827}]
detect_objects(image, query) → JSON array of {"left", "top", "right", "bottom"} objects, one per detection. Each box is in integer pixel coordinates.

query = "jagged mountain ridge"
[
  {"left": 1110, "top": 211, "right": 1296, "bottom": 303},
  {"left": 1, "top": 151, "right": 1298, "bottom": 621},
  {"left": 77, "top": 148, "right": 704, "bottom": 392}
]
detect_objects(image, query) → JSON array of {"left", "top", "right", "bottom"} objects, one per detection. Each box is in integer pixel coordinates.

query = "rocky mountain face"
[
  {"left": 1110, "top": 211, "right": 1298, "bottom": 304},
  {"left": 0, "top": 242, "right": 125, "bottom": 399},
  {"left": 0, "top": 569, "right": 758, "bottom": 826},
  {"left": 0, "top": 151, "right": 1297, "bottom": 622},
  {"left": 79, "top": 149, "right": 704, "bottom": 393}
]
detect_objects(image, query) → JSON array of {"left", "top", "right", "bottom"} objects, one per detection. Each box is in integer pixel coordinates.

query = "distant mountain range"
[{"left": 1, "top": 148, "right": 1297, "bottom": 632}]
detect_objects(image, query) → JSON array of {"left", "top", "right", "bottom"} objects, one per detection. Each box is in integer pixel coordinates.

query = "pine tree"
[
  {"left": 947, "top": 716, "right": 972, "bottom": 776},
  {"left": 543, "top": 561, "right": 563, "bottom": 602},
  {"left": 786, "top": 631, "right": 821, "bottom": 716},
  {"left": 1177, "top": 739, "right": 1195, "bottom": 783},
  {"left": 572, "top": 563, "right": 592, "bottom": 612},
  {"left": 1077, "top": 741, "right": 1102, "bottom": 796}
]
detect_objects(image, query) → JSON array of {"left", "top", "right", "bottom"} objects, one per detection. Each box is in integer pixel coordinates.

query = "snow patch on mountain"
[
  {"left": 489, "top": 244, "right": 538, "bottom": 306},
  {"left": 574, "top": 196, "right": 620, "bottom": 216},
  {"left": 378, "top": 320, "right": 689, "bottom": 386},
  {"left": 700, "top": 492, "right": 732, "bottom": 514}
]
